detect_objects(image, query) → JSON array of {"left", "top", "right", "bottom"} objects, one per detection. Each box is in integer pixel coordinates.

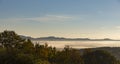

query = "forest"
[{"left": 0, "top": 30, "right": 119, "bottom": 64}]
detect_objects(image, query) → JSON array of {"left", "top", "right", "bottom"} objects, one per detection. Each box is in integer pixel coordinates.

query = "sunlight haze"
[{"left": 0, "top": 0, "right": 120, "bottom": 39}]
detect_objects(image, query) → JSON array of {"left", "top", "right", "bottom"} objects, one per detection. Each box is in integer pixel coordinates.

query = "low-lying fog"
[{"left": 32, "top": 41, "right": 120, "bottom": 49}]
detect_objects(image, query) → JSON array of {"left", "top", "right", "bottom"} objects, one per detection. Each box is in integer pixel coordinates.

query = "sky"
[{"left": 1, "top": 0, "right": 120, "bottom": 39}]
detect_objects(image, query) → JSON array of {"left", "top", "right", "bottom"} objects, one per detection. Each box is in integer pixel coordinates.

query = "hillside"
[
  {"left": 80, "top": 47, "right": 120, "bottom": 60},
  {"left": 20, "top": 35, "right": 120, "bottom": 41}
]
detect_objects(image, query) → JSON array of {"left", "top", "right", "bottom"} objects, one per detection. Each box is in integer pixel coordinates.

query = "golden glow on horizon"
[
  {"left": 17, "top": 31, "right": 120, "bottom": 39},
  {"left": 1, "top": 26, "right": 120, "bottom": 39}
]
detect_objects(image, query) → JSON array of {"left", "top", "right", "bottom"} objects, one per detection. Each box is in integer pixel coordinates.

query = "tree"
[
  {"left": 15, "top": 53, "right": 34, "bottom": 64},
  {"left": 55, "top": 46, "right": 83, "bottom": 64},
  {"left": 34, "top": 43, "right": 50, "bottom": 60},
  {"left": 0, "top": 30, "right": 24, "bottom": 48},
  {"left": 82, "top": 50, "right": 118, "bottom": 64},
  {"left": 21, "top": 39, "right": 34, "bottom": 54}
]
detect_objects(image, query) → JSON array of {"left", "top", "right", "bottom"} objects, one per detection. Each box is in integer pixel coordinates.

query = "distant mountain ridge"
[{"left": 20, "top": 35, "right": 120, "bottom": 41}]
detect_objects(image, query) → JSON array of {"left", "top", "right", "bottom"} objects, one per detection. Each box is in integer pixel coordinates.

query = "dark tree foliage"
[
  {"left": 82, "top": 50, "right": 119, "bottom": 64},
  {"left": 0, "top": 30, "right": 24, "bottom": 48},
  {"left": 21, "top": 39, "right": 34, "bottom": 54},
  {"left": 0, "top": 30, "right": 119, "bottom": 64},
  {"left": 54, "top": 46, "right": 83, "bottom": 64}
]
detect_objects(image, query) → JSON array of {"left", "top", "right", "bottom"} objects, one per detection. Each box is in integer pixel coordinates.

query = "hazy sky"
[{"left": 1, "top": 0, "right": 120, "bottom": 39}]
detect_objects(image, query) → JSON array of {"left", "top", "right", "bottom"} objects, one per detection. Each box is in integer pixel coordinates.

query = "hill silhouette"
[
  {"left": 80, "top": 47, "right": 120, "bottom": 60},
  {"left": 20, "top": 35, "right": 120, "bottom": 41}
]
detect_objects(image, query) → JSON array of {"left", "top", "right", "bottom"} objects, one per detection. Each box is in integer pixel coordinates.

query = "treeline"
[{"left": 0, "top": 30, "right": 119, "bottom": 64}]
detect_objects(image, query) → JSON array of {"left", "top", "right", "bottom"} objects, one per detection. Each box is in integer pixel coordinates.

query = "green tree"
[
  {"left": 21, "top": 39, "right": 34, "bottom": 54},
  {"left": 34, "top": 43, "right": 50, "bottom": 60},
  {"left": 15, "top": 53, "right": 34, "bottom": 64},
  {"left": 35, "top": 59, "right": 51, "bottom": 64},
  {"left": 55, "top": 46, "right": 83, "bottom": 64},
  {"left": 0, "top": 30, "right": 24, "bottom": 48},
  {"left": 82, "top": 50, "right": 118, "bottom": 64}
]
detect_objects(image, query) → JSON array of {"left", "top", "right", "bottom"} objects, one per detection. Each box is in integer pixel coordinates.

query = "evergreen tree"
[
  {"left": 82, "top": 50, "right": 118, "bottom": 64},
  {"left": 0, "top": 30, "right": 24, "bottom": 48}
]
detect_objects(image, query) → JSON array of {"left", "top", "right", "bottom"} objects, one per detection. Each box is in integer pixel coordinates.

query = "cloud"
[
  {"left": 26, "top": 15, "right": 74, "bottom": 22},
  {"left": 0, "top": 15, "right": 75, "bottom": 22}
]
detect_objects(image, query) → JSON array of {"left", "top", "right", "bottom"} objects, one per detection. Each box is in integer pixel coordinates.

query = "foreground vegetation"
[{"left": 0, "top": 30, "right": 119, "bottom": 64}]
